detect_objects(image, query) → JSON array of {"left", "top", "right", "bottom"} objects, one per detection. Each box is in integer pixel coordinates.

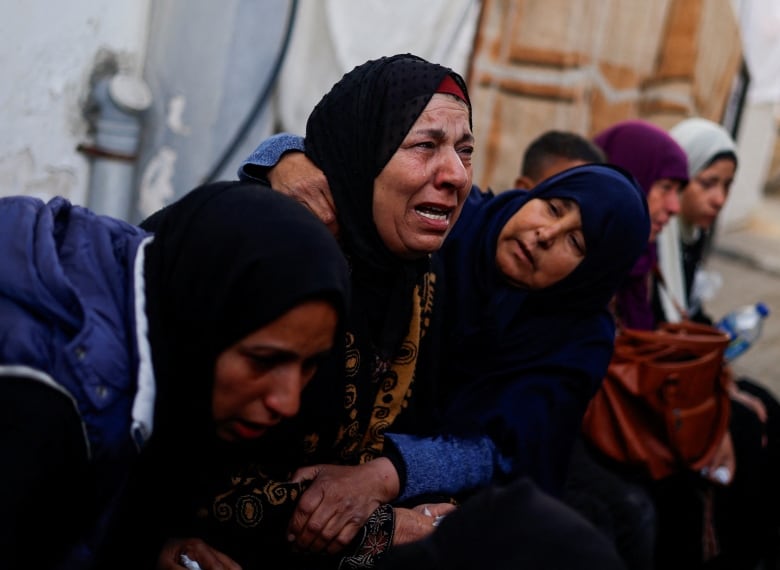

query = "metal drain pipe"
[{"left": 78, "top": 73, "right": 151, "bottom": 220}]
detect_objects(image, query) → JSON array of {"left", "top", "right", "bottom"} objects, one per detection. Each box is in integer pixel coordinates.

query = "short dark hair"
[{"left": 521, "top": 130, "right": 605, "bottom": 181}]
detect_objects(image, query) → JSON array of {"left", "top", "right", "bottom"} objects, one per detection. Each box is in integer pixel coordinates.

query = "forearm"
[{"left": 385, "top": 433, "right": 505, "bottom": 501}]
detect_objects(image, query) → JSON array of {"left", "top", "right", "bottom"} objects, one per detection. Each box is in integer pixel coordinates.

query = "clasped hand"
[{"left": 287, "top": 458, "right": 400, "bottom": 553}]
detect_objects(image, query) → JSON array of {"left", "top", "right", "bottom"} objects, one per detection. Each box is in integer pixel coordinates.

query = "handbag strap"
[{"left": 653, "top": 263, "right": 690, "bottom": 321}]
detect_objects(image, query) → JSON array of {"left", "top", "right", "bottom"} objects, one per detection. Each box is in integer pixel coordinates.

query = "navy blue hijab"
[{"left": 436, "top": 164, "right": 649, "bottom": 493}]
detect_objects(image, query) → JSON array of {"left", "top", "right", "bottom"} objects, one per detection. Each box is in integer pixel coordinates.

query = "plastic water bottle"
[{"left": 716, "top": 302, "right": 771, "bottom": 362}]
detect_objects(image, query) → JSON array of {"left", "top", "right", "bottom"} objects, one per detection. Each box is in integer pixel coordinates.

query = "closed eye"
[
  {"left": 547, "top": 198, "right": 578, "bottom": 218},
  {"left": 569, "top": 233, "right": 586, "bottom": 256},
  {"left": 547, "top": 199, "right": 585, "bottom": 254},
  {"left": 246, "top": 352, "right": 287, "bottom": 373},
  {"left": 302, "top": 352, "right": 331, "bottom": 376}
]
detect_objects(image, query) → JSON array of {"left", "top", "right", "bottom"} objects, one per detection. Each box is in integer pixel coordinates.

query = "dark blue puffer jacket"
[{"left": 0, "top": 195, "right": 152, "bottom": 567}]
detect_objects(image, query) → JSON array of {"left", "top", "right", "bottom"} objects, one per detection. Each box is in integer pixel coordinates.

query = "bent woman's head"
[
  {"left": 305, "top": 53, "right": 474, "bottom": 264},
  {"left": 482, "top": 164, "right": 649, "bottom": 312},
  {"left": 143, "top": 181, "right": 350, "bottom": 443}
]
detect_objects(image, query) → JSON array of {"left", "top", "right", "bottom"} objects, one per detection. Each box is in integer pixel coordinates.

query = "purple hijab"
[{"left": 593, "top": 120, "right": 688, "bottom": 330}]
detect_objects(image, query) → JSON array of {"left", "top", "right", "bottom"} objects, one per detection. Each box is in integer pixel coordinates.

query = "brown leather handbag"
[{"left": 581, "top": 320, "right": 732, "bottom": 479}]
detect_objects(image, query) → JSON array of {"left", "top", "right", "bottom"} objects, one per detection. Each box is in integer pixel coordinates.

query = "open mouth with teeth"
[{"left": 415, "top": 204, "right": 452, "bottom": 222}]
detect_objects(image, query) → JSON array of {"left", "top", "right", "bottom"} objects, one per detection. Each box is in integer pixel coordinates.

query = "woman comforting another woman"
[{"left": 183, "top": 51, "right": 651, "bottom": 569}]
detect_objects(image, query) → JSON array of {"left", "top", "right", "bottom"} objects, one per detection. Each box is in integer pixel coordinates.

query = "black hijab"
[
  {"left": 304, "top": 53, "right": 471, "bottom": 355},
  {"left": 142, "top": 180, "right": 350, "bottom": 447}
]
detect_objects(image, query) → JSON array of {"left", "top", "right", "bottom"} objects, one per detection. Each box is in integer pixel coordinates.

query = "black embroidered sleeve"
[{"left": 337, "top": 504, "right": 395, "bottom": 569}]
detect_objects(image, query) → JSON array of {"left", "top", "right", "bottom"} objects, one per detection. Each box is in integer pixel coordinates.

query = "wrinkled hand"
[
  {"left": 700, "top": 430, "right": 736, "bottom": 486},
  {"left": 268, "top": 152, "right": 338, "bottom": 237},
  {"left": 156, "top": 537, "right": 241, "bottom": 570},
  {"left": 393, "top": 503, "right": 458, "bottom": 546},
  {"left": 288, "top": 458, "right": 400, "bottom": 554}
]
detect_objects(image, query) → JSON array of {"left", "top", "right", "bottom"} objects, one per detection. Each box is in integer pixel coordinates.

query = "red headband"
[{"left": 436, "top": 75, "right": 467, "bottom": 103}]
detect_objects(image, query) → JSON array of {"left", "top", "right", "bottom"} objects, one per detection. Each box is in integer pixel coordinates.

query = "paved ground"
[{"left": 703, "top": 194, "right": 780, "bottom": 399}]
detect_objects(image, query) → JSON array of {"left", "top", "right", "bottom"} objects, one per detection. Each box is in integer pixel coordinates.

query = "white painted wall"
[{"left": 0, "top": 0, "right": 150, "bottom": 204}]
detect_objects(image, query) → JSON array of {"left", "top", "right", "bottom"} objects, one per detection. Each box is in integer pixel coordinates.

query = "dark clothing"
[
  {"left": 563, "top": 438, "right": 656, "bottom": 570},
  {"left": 379, "top": 477, "right": 628, "bottom": 570},
  {"left": 0, "top": 377, "right": 92, "bottom": 570},
  {"left": 680, "top": 232, "right": 710, "bottom": 321},
  {"left": 650, "top": 393, "right": 773, "bottom": 569}
]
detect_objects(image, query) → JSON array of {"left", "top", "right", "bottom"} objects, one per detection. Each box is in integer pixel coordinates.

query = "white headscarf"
[{"left": 670, "top": 117, "right": 738, "bottom": 181}]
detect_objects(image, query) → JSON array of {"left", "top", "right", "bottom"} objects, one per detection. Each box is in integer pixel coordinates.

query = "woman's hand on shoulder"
[
  {"left": 156, "top": 537, "right": 241, "bottom": 570},
  {"left": 287, "top": 458, "right": 400, "bottom": 554},
  {"left": 268, "top": 152, "right": 339, "bottom": 237}
]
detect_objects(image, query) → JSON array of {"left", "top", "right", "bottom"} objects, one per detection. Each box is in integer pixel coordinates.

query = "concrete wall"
[
  {"left": 0, "top": 0, "right": 291, "bottom": 221},
  {"left": 0, "top": 0, "right": 150, "bottom": 205}
]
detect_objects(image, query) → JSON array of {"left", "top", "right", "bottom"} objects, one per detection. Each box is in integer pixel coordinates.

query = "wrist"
[{"left": 371, "top": 457, "right": 401, "bottom": 502}]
